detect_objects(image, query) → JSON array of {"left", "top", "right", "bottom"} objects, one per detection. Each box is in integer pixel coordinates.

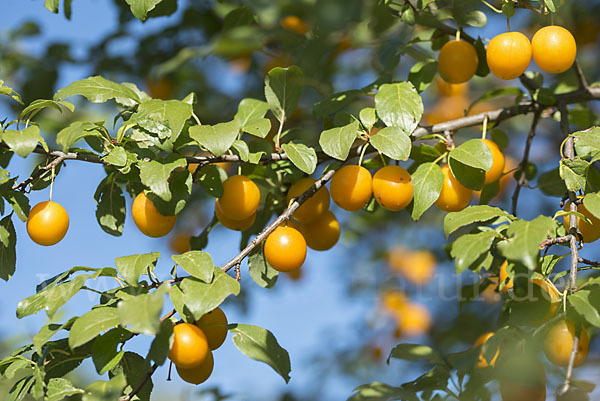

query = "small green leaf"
[
  {"left": 235, "top": 98, "right": 270, "bottom": 127},
  {"left": 264, "top": 66, "right": 304, "bottom": 123},
  {"left": 318, "top": 120, "right": 359, "bottom": 161},
  {"left": 444, "top": 205, "right": 512, "bottom": 237},
  {"left": 387, "top": 343, "right": 446, "bottom": 366},
  {"left": 94, "top": 174, "right": 126, "bottom": 237},
  {"left": 69, "top": 307, "right": 121, "bottom": 349},
  {"left": 583, "top": 193, "right": 600, "bottom": 220},
  {"left": 248, "top": 244, "right": 279, "bottom": 289},
  {"left": 410, "top": 162, "right": 443, "bottom": 220},
  {"left": 172, "top": 251, "right": 215, "bottom": 282},
  {"left": 55, "top": 76, "right": 141, "bottom": 106},
  {"left": 189, "top": 120, "right": 241, "bottom": 157},
  {"left": 197, "top": 165, "right": 227, "bottom": 197},
  {"left": 230, "top": 324, "right": 291, "bottom": 383},
  {"left": 111, "top": 352, "right": 153, "bottom": 401},
  {"left": 560, "top": 159, "right": 588, "bottom": 192},
  {"left": 408, "top": 60, "right": 437, "bottom": 93},
  {"left": 56, "top": 121, "right": 101, "bottom": 153},
  {"left": 180, "top": 269, "right": 240, "bottom": 320},
  {"left": 359, "top": 108, "right": 377, "bottom": 131},
  {"left": 281, "top": 142, "right": 317, "bottom": 174},
  {"left": 139, "top": 156, "right": 187, "bottom": 202},
  {"left": 497, "top": 216, "right": 557, "bottom": 270},
  {"left": 130, "top": 99, "right": 192, "bottom": 141},
  {"left": 449, "top": 139, "right": 493, "bottom": 171},
  {"left": 2, "top": 126, "right": 42, "bottom": 158},
  {"left": 349, "top": 382, "right": 418, "bottom": 401},
  {"left": 46, "top": 378, "right": 84, "bottom": 401},
  {"left": 374, "top": 82, "right": 423, "bottom": 133},
  {"left": 91, "top": 327, "right": 132, "bottom": 374},
  {"left": 569, "top": 290, "right": 600, "bottom": 327},
  {"left": 369, "top": 126, "right": 411, "bottom": 161},
  {"left": 451, "top": 231, "right": 497, "bottom": 274},
  {"left": 115, "top": 252, "right": 160, "bottom": 286},
  {"left": 148, "top": 319, "right": 173, "bottom": 366}
]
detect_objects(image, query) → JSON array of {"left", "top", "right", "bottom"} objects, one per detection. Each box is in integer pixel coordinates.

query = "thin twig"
[
  {"left": 578, "top": 257, "right": 600, "bottom": 267},
  {"left": 539, "top": 235, "right": 572, "bottom": 249},
  {"left": 12, "top": 155, "right": 68, "bottom": 192},
  {"left": 573, "top": 60, "right": 589, "bottom": 90},
  {"left": 511, "top": 110, "right": 541, "bottom": 216},
  {"left": 220, "top": 169, "right": 336, "bottom": 272}
]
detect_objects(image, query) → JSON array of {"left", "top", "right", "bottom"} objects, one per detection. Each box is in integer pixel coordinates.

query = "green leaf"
[
  {"left": 544, "top": 0, "right": 557, "bottom": 13},
  {"left": 19, "top": 99, "right": 74, "bottom": 121},
  {"left": 318, "top": 120, "right": 359, "bottom": 161},
  {"left": 359, "top": 108, "right": 377, "bottom": 131},
  {"left": 231, "top": 140, "right": 249, "bottom": 162},
  {"left": 17, "top": 275, "right": 90, "bottom": 318},
  {"left": 69, "top": 307, "right": 121, "bottom": 349},
  {"left": 0, "top": 81, "right": 23, "bottom": 104},
  {"left": 172, "top": 251, "right": 215, "bottom": 282},
  {"left": 115, "top": 252, "right": 160, "bottom": 286},
  {"left": 124, "top": 0, "right": 167, "bottom": 20},
  {"left": 0, "top": 216, "right": 16, "bottom": 281},
  {"left": 387, "top": 344, "right": 446, "bottom": 366},
  {"left": 449, "top": 139, "right": 493, "bottom": 172},
  {"left": 230, "top": 324, "right": 291, "bottom": 383},
  {"left": 180, "top": 269, "right": 240, "bottom": 320},
  {"left": 453, "top": 1, "right": 488, "bottom": 26},
  {"left": 560, "top": 159, "right": 589, "bottom": 192},
  {"left": 248, "top": 244, "right": 279, "bottom": 289},
  {"left": 281, "top": 142, "right": 317, "bottom": 174},
  {"left": 94, "top": 174, "right": 126, "bottom": 237},
  {"left": 83, "top": 374, "right": 127, "bottom": 401},
  {"left": 569, "top": 290, "right": 600, "bottom": 327},
  {"left": 130, "top": 99, "right": 192, "bottom": 141},
  {"left": 148, "top": 319, "right": 173, "bottom": 366},
  {"left": 407, "top": 60, "right": 437, "bottom": 93},
  {"left": 33, "top": 317, "right": 76, "bottom": 354},
  {"left": 348, "top": 382, "right": 419, "bottom": 401},
  {"left": 241, "top": 118, "right": 271, "bottom": 138},
  {"left": 497, "top": 216, "right": 557, "bottom": 270},
  {"left": 56, "top": 121, "right": 101, "bottom": 153},
  {"left": 197, "top": 165, "right": 227, "bottom": 197},
  {"left": 102, "top": 147, "right": 127, "bottom": 167},
  {"left": 91, "top": 328, "right": 131, "bottom": 375},
  {"left": 449, "top": 158, "right": 486, "bottom": 190},
  {"left": 117, "top": 284, "right": 169, "bottom": 335},
  {"left": 55, "top": 76, "right": 141, "bottom": 107},
  {"left": 374, "top": 82, "right": 423, "bottom": 133},
  {"left": 3, "top": 191, "right": 29, "bottom": 223},
  {"left": 451, "top": 231, "right": 497, "bottom": 274},
  {"left": 538, "top": 168, "right": 567, "bottom": 197},
  {"left": 444, "top": 205, "right": 512, "bottom": 237},
  {"left": 410, "top": 162, "right": 443, "bottom": 220},
  {"left": 235, "top": 98, "right": 270, "bottom": 127},
  {"left": 573, "top": 127, "right": 600, "bottom": 158},
  {"left": 264, "top": 66, "right": 304, "bottom": 123},
  {"left": 583, "top": 193, "right": 600, "bottom": 219},
  {"left": 2, "top": 126, "right": 42, "bottom": 158},
  {"left": 111, "top": 352, "right": 153, "bottom": 401},
  {"left": 139, "top": 156, "right": 187, "bottom": 201},
  {"left": 189, "top": 120, "right": 241, "bottom": 157},
  {"left": 369, "top": 126, "right": 411, "bottom": 161},
  {"left": 46, "top": 378, "right": 84, "bottom": 401}
]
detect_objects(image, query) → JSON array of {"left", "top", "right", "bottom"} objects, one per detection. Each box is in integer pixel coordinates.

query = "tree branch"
[
  {"left": 219, "top": 168, "right": 336, "bottom": 272},
  {"left": 12, "top": 154, "right": 68, "bottom": 192},
  {"left": 511, "top": 110, "right": 541, "bottom": 216}
]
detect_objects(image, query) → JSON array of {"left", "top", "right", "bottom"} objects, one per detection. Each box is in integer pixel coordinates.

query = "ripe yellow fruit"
[
  {"left": 437, "top": 39, "right": 479, "bottom": 84},
  {"left": 169, "top": 232, "right": 191, "bottom": 254},
  {"left": 176, "top": 350, "right": 214, "bottom": 385},
  {"left": 481, "top": 139, "right": 505, "bottom": 185},
  {"left": 132, "top": 192, "right": 176, "bottom": 238},
  {"left": 286, "top": 177, "right": 330, "bottom": 224},
  {"left": 372, "top": 166, "right": 414, "bottom": 211},
  {"left": 196, "top": 308, "right": 228, "bottom": 350},
  {"left": 215, "top": 199, "right": 256, "bottom": 231},
  {"left": 473, "top": 332, "right": 499, "bottom": 368},
  {"left": 394, "top": 301, "right": 431, "bottom": 337},
  {"left": 218, "top": 175, "right": 260, "bottom": 221},
  {"left": 486, "top": 32, "right": 532, "bottom": 80},
  {"left": 27, "top": 201, "right": 69, "bottom": 246},
  {"left": 264, "top": 226, "right": 307, "bottom": 272},
  {"left": 330, "top": 165, "right": 373, "bottom": 212},
  {"left": 435, "top": 165, "right": 472, "bottom": 212},
  {"left": 280, "top": 15, "right": 310, "bottom": 35},
  {"left": 387, "top": 248, "right": 435, "bottom": 285},
  {"left": 169, "top": 323, "right": 209, "bottom": 369},
  {"left": 563, "top": 198, "right": 600, "bottom": 243},
  {"left": 292, "top": 210, "right": 340, "bottom": 251},
  {"left": 532, "top": 26, "right": 577, "bottom": 74},
  {"left": 543, "top": 320, "right": 589, "bottom": 367}
]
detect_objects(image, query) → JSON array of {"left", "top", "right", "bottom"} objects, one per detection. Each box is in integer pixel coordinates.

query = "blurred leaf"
[
  {"left": 115, "top": 252, "right": 160, "bottom": 286},
  {"left": 189, "top": 120, "right": 241, "bottom": 157},
  {"left": 281, "top": 142, "right": 317, "bottom": 174},
  {"left": 0, "top": 81, "right": 23, "bottom": 104},
  {"left": 369, "top": 127, "right": 411, "bottom": 161},
  {"left": 172, "top": 251, "right": 214, "bottom": 283},
  {"left": 374, "top": 82, "right": 423, "bottom": 133},
  {"left": 410, "top": 162, "right": 443, "bottom": 220},
  {"left": 408, "top": 60, "right": 437, "bottom": 93},
  {"left": 538, "top": 168, "right": 567, "bottom": 197},
  {"left": 248, "top": 244, "right": 278, "bottom": 289},
  {"left": 319, "top": 120, "right": 359, "bottom": 160},
  {"left": 569, "top": 290, "right": 600, "bottom": 327},
  {"left": 264, "top": 66, "right": 304, "bottom": 123},
  {"left": 69, "top": 307, "right": 120, "bottom": 349},
  {"left": 583, "top": 193, "right": 600, "bottom": 219},
  {"left": 387, "top": 344, "right": 446, "bottom": 366},
  {"left": 83, "top": 374, "right": 126, "bottom": 401},
  {"left": 348, "top": 382, "right": 418, "bottom": 401},
  {"left": 117, "top": 284, "right": 169, "bottom": 335},
  {"left": 46, "top": 378, "right": 84, "bottom": 401},
  {"left": 230, "top": 324, "right": 291, "bottom": 383},
  {"left": 55, "top": 76, "right": 141, "bottom": 107}
]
